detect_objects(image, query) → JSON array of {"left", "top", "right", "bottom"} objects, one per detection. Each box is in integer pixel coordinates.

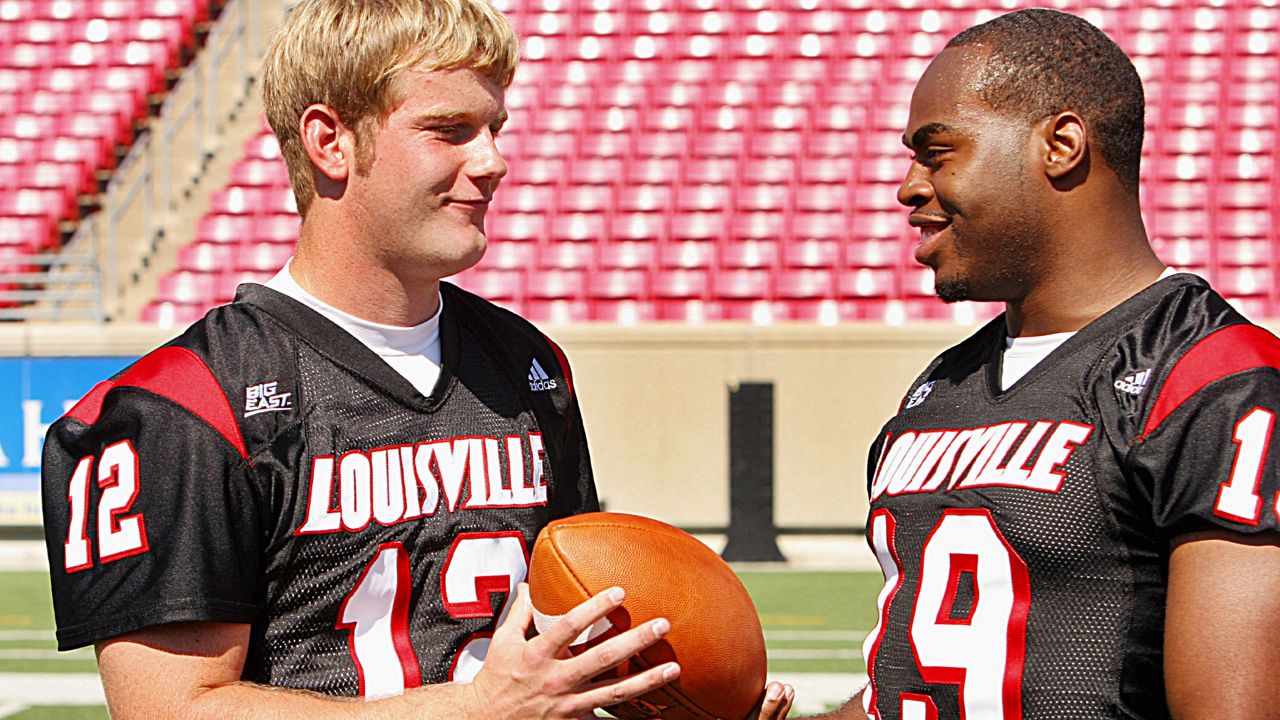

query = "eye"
[{"left": 914, "top": 147, "right": 948, "bottom": 167}]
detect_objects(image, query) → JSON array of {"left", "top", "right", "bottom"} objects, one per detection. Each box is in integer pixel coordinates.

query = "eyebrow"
[
  {"left": 416, "top": 109, "right": 509, "bottom": 126},
  {"left": 902, "top": 122, "right": 958, "bottom": 150}
]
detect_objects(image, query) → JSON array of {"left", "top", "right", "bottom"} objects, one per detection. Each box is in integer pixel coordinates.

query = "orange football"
[{"left": 529, "top": 512, "right": 768, "bottom": 719}]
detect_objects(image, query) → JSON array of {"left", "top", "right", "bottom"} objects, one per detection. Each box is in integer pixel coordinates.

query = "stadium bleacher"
[
  {"left": 122, "top": 1, "right": 1280, "bottom": 325},
  {"left": 0, "top": 0, "right": 220, "bottom": 308}
]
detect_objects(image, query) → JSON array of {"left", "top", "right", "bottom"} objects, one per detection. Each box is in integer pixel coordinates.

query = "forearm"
[{"left": 107, "top": 678, "right": 476, "bottom": 720}]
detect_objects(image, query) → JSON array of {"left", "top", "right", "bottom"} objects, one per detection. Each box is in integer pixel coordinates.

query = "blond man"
[{"left": 42, "top": 2, "right": 797, "bottom": 717}]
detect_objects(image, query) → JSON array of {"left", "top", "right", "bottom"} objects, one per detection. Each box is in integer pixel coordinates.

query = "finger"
[
  {"left": 533, "top": 586, "right": 625, "bottom": 655},
  {"left": 756, "top": 681, "right": 784, "bottom": 720},
  {"left": 567, "top": 617, "right": 671, "bottom": 681},
  {"left": 573, "top": 661, "right": 680, "bottom": 714},
  {"left": 492, "top": 582, "right": 532, "bottom": 642}
]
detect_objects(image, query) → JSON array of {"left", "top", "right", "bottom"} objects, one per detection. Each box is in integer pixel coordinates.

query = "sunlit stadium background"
[{"left": 1, "top": 0, "right": 1276, "bottom": 716}]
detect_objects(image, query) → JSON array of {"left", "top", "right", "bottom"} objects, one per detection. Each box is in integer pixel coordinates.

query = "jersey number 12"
[{"left": 337, "top": 531, "right": 528, "bottom": 699}]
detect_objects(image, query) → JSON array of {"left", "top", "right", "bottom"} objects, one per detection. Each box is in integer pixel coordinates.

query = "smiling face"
[
  {"left": 344, "top": 62, "right": 508, "bottom": 283},
  {"left": 898, "top": 47, "right": 1051, "bottom": 304}
]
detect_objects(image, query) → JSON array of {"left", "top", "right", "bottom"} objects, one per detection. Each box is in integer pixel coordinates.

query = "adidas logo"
[
  {"left": 528, "top": 358, "right": 558, "bottom": 392},
  {"left": 1114, "top": 369, "right": 1152, "bottom": 396}
]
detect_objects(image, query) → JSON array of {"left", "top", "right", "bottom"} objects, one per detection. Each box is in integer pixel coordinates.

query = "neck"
[
  {"left": 1004, "top": 198, "right": 1164, "bottom": 337},
  {"left": 292, "top": 218, "right": 442, "bottom": 327}
]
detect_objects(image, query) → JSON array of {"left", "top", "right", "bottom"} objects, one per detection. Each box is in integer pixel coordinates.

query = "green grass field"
[{"left": 0, "top": 569, "right": 883, "bottom": 718}]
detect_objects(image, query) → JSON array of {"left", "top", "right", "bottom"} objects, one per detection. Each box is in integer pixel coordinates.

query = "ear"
[
  {"left": 299, "top": 103, "right": 356, "bottom": 183},
  {"left": 1042, "top": 111, "right": 1087, "bottom": 180}
]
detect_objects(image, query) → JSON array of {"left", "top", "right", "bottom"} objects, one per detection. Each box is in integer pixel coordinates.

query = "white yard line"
[
  {"left": 0, "top": 672, "right": 105, "bottom": 706},
  {"left": 0, "top": 648, "right": 94, "bottom": 660},
  {"left": 768, "top": 648, "right": 864, "bottom": 659},
  {"left": 764, "top": 630, "right": 867, "bottom": 641},
  {"left": 0, "top": 632, "right": 54, "bottom": 642},
  {"left": 774, "top": 672, "right": 869, "bottom": 713}
]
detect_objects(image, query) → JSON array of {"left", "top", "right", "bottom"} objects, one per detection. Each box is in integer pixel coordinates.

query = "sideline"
[{"left": 0, "top": 672, "right": 105, "bottom": 708}]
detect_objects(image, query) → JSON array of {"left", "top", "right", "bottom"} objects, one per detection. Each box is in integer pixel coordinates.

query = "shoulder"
[
  {"left": 442, "top": 282, "right": 557, "bottom": 346},
  {"left": 1104, "top": 275, "right": 1280, "bottom": 439},
  {"left": 58, "top": 298, "right": 290, "bottom": 459},
  {"left": 442, "top": 282, "right": 578, "bottom": 397},
  {"left": 1141, "top": 318, "right": 1280, "bottom": 440},
  {"left": 902, "top": 316, "right": 1003, "bottom": 395}
]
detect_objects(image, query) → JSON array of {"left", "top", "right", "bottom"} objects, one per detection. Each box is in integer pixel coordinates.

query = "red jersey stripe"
[
  {"left": 1142, "top": 324, "right": 1280, "bottom": 438},
  {"left": 66, "top": 346, "right": 249, "bottom": 460}
]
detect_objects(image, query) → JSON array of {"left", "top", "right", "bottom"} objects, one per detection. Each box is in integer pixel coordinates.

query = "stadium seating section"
[
  {"left": 74, "top": 2, "right": 1280, "bottom": 325},
  {"left": 0, "top": 0, "right": 219, "bottom": 305}
]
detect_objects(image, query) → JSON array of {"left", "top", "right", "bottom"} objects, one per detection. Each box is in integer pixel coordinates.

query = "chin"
[{"left": 934, "top": 277, "right": 971, "bottom": 304}]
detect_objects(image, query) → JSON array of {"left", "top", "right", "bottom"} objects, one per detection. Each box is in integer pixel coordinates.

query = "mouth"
[
  {"left": 447, "top": 199, "right": 490, "bottom": 210},
  {"left": 908, "top": 214, "right": 952, "bottom": 264}
]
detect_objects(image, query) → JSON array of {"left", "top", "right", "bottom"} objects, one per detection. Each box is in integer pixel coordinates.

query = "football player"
[
  {"left": 39, "top": 1, "right": 796, "bottom": 718},
  {"left": 815, "top": 8, "right": 1280, "bottom": 720}
]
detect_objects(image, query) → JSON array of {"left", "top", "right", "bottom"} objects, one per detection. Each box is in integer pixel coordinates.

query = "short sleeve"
[
  {"left": 547, "top": 390, "right": 598, "bottom": 519},
  {"left": 42, "top": 384, "right": 263, "bottom": 650},
  {"left": 1130, "top": 369, "right": 1280, "bottom": 539}
]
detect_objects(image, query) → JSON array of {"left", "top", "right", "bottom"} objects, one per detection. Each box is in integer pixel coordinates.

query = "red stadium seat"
[
  {"left": 233, "top": 243, "right": 292, "bottom": 273},
  {"left": 527, "top": 269, "right": 587, "bottom": 299},
  {"left": 588, "top": 269, "right": 647, "bottom": 299},
  {"left": 777, "top": 269, "right": 835, "bottom": 299},
  {"left": 599, "top": 241, "right": 657, "bottom": 270},
  {"left": 141, "top": 300, "right": 207, "bottom": 328},
  {"left": 539, "top": 242, "right": 595, "bottom": 271},
  {"left": 198, "top": 214, "right": 256, "bottom": 244},
  {"left": 590, "top": 299, "right": 658, "bottom": 323},
  {"left": 140, "top": 5, "right": 1280, "bottom": 323},
  {"left": 177, "top": 242, "right": 234, "bottom": 273},
  {"left": 452, "top": 268, "right": 524, "bottom": 300},
  {"left": 476, "top": 240, "right": 535, "bottom": 271}
]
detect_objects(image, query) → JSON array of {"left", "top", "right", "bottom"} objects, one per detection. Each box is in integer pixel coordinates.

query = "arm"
[
  {"left": 97, "top": 584, "right": 677, "bottom": 720},
  {"left": 1165, "top": 531, "right": 1280, "bottom": 720}
]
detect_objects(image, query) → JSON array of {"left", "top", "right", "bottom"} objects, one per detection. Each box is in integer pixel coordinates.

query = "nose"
[
  {"left": 467, "top": 127, "right": 508, "bottom": 189},
  {"left": 897, "top": 161, "right": 933, "bottom": 208}
]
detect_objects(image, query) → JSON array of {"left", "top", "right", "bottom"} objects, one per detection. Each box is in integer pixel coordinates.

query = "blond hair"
[{"left": 260, "top": 0, "right": 518, "bottom": 216}]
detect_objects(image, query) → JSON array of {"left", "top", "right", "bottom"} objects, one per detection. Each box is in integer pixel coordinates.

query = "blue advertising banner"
[{"left": 0, "top": 356, "right": 136, "bottom": 525}]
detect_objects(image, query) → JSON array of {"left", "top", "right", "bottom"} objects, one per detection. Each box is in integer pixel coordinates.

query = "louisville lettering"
[
  {"left": 870, "top": 420, "right": 1093, "bottom": 502},
  {"left": 296, "top": 433, "right": 547, "bottom": 535}
]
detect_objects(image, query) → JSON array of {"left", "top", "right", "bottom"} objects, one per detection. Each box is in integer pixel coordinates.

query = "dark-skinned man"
[{"left": 815, "top": 8, "right": 1280, "bottom": 720}]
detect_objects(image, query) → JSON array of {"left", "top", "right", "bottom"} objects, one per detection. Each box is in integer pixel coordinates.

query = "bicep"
[
  {"left": 1165, "top": 532, "right": 1280, "bottom": 720},
  {"left": 96, "top": 622, "right": 251, "bottom": 719}
]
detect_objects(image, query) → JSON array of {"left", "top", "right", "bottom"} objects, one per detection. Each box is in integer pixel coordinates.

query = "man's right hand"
[
  {"left": 93, "top": 584, "right": 677, "bottom": 719},
  {"left": 463, "top": 582, "right": 679, "bottom": 720}
]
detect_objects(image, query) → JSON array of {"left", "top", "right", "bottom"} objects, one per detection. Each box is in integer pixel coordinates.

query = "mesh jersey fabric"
[
  {"left": 863, "top": 273, "right": 1280, "bottom": 719},
  {"left": 42, "top": 282, "right": 597, "bottom": 696}
]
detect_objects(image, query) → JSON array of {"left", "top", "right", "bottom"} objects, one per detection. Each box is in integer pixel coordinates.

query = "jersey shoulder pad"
[
  {"left": 65, "top": 343, "right": 248, "bottom": 460},
  {"left": 442, "top": 281, "right": 576, "bottom": 400},
  {"left": 1142, "top": 322, "right": 1280, "bottom": 438}
]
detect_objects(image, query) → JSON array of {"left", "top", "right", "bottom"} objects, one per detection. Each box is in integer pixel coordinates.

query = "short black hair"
[{"left": 947, "top": 8, "right": 1145, "bottom": 193}]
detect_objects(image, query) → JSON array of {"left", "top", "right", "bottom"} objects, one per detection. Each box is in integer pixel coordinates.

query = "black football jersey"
[
  {"left": 42, "top": 282, "right": 597, "bottom": 698},
  {"left": 862, "top": 274, "right": 1280, "bottom": 719}
]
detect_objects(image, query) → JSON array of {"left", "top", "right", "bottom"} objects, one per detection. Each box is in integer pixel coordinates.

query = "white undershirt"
[
  {"left": 1000, "top": 267, "right": 1184, "bottom": 390},
  {"left": 266, "top": 260, "right": 444, "bottom": 397}
]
